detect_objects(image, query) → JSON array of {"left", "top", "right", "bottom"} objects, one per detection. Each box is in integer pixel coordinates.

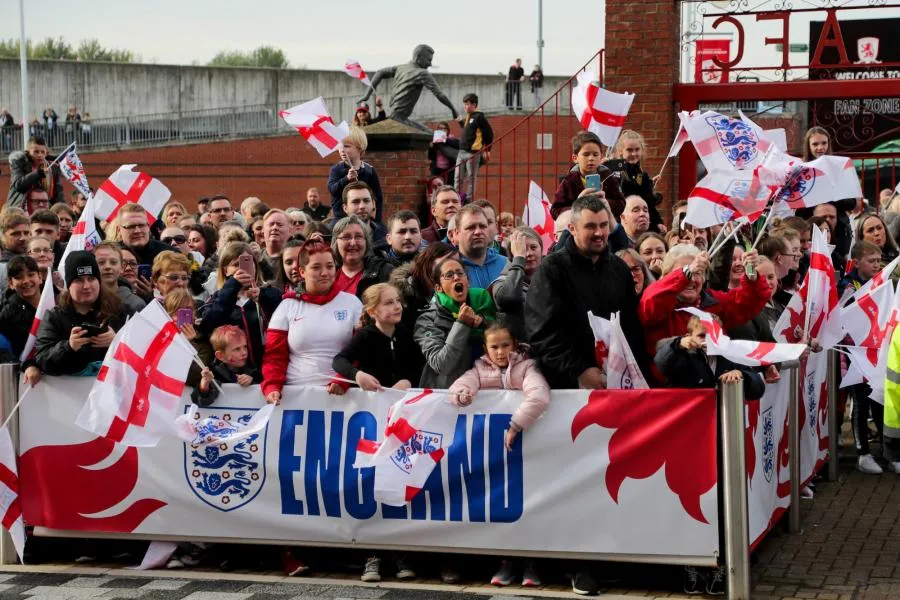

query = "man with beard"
[
  {"left": 422, "top": 185, "right": 460, "bottom": 244},
  {"left": 455, "top": 204, "right": 507, "bottom": 289},
  {"left": 383, "top": 210, "right": 423, "bottom": 265}
]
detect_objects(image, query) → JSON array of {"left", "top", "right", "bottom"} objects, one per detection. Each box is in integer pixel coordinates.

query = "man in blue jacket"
[{"left": 455, "top": 204, "right": 507, "bottom": 289}]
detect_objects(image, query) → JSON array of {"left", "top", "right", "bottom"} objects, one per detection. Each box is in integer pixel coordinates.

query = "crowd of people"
[
  {"left": 2, "top": 119, "right": 899, "bottom": 596},
  {"left": 1, "top": 106, "right": 91, "bottom": 153}
]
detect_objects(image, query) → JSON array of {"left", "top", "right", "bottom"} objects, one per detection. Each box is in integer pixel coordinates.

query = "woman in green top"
[{"left": 413, "top": 257, "right": 496, "bottom": 388}]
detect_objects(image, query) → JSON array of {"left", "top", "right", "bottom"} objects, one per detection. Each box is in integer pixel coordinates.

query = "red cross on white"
[
  {"left": 76, "top": 301, "right": 196, "bottom": 447},
  {"left": 523, "top": 181, "right": 555, "bottom": 255},
  {"left": 280, "top": 97, "right": 350, "bottom": 158},
  {"left": 19, "top": 269, "right": 56, "bottom": 362},
  {"left": 343, "top": 59, "right": 372, "bottom": 87},
  {"left": 93, "top": 164, "right": 171, "bottom": 224},
  {"left": 571, "top": 70, "right": 634, "bottom": 147},
  {"left": 683, "top": 307, "right": 806, "bottom": 367},
  {"left": 0, "top": 426, "right": 25, "bottom": 563}
]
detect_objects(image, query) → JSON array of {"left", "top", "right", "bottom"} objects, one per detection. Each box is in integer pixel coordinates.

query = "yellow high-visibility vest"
[{"left": 884, "top": 326, "right": 900, "bottom": 437}]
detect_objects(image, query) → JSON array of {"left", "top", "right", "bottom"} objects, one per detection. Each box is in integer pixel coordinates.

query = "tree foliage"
[
  {"left": 208, "top": 46, "right": 289, "bottom": 69},
  {"left": 0, "top": 37, "right": 135, "bottom": 62}
]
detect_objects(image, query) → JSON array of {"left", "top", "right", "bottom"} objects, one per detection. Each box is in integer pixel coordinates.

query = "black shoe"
[
  {"left": 683, "top": 566, "right": 707, "bottom": 594},
  {"left": 571, "top": 571, "right": 599, "bottom": 596}
]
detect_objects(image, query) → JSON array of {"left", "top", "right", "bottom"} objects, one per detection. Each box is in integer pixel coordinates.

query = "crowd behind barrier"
[{"left": 0, "top": 111, "right": 894, "bottom": 597}]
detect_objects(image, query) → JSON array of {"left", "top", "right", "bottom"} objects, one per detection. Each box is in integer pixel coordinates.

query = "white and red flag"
[
  {"left": 759, "top": 154, "right": 862, "bottom": 210},
  {"left": 19, "top": 269, "right": 56, "bottom": 362},
  {"left": 57, "top": 194, "right": 102, "bottom": 278},
  {"left": 354, "top": 389, "right": 452, "bottom": 506},
  {"left": 343, "top": 59, "right": 372, "bottom": 87},
  {"left": 682, "top": 307, "right": 806, "bottom": 366},
  {"left": 685, "top": 169, "right": 770, "bottom": 227},
  {"left": 93, "top": 165, "right": 171, "bottom": 225},
  {"left": 279, "top": 97, "right": 350, "bottom": 158},
  {"left": 607, "top": 312, "right": 649, "bottom": 389},
  {"left": 841, "top": 278, "right": 895, "bottom": 349},
  {"left": 587, "top": 311, "right": 611, "bottom": 372},
  {"left": 75, "top": 301, "right": 196, "bottom": 447},
  {"left": 737, "top": 110, "right": 787, "bottom": 152},
  {"left": 56, "top": 142, "right": 92, "bottom": 200},
  {"left": 666, "top": 119, "right": 691, "bottom": 158},
  {"left": 774, "top": 226, "right": 842, "bottom": 348},
  {"left": 679, "top": 110, "right": 772, "bottom": 173},
  {"left": 571, "top": 70, "right": 634, "bottom": 147},
  {"left": 523, "top": 181, "right": 555, "bottom": 254},
  {"left": 174, "top": 403, "right": 275, "bottom": 447},
  {"left": 0, "top": 425, "right": 25, "bottom": 563}
]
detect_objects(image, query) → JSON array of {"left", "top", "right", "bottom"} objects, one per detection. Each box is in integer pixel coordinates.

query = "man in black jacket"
[
  {"left": 525, "top": 196, "right": 645, "bottom": 390},
  {"left": 455, "top": 93, "right": 493, "bottom": 203},
  {"left": 7, "top": 136, "right": 64, "bottom": 209},
  {"left": 117, "top": 203, "right": 171, "bottom": 297}
]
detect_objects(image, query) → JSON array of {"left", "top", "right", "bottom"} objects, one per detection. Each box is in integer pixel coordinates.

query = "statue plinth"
[{"left": 362, "top": 119, "right": 432, "bottom": 215}]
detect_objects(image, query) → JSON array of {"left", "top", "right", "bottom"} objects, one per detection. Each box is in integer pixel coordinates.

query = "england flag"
[
  {"left": 57, "top": 194, "right": 101, "bottom": 278},
  {"left": 679, "top": 110, "right": 772, "bottom": 173},
  {"left": 93, "top": 165, "right": 171, "bottom": 224},
  {"left": 19, "top": 269, "right": 56, "bottom": 362},
  {"left": 343, "top": 59, "right": 372, "bottom": 87},
  {"left": 523, "top": 181, "right": 555, "bottom": 254},
  {"left": 682, "top": 307, "right": 806, "bottom": 366},
  {"left": 571, "top": 70, "right": 634, "bottom": 147},
  {"left": 0, "top": 426, "right": 25, "bottom": 563},
  {"left": 56, "top": 142, "right": 92, "bottom": 200},
  {"left": 280, "top": 98, "right": 350, "bottom": 158}
]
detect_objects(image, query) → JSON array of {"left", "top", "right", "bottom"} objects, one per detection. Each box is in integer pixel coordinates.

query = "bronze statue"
[{"left": 358, "top": 44, "right": 458, "bottom": 130}]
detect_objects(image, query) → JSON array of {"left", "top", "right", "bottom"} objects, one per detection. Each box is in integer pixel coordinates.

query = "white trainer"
[{"left": 858, "top": 454, "right": 884, "bottom": 474}]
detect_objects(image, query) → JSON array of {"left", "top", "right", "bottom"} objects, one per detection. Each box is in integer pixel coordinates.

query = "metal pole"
[
  {"left": 827, "top": 350, "right": 840, "bottom": 481},
  {"left": 18, "top": 0, "right": 28, "bottom": 148},
  {"left": 788, "top": 364, "right": 801, "bottom": 533},
  {"left": 720, "top": 381, "right": 750, "bottom": 600},
  {"left": 0, "top": 364, "right": 19, "bottom": 565},
  {"left": 537, "top": 0, "right": 544, "bottom": 68}
]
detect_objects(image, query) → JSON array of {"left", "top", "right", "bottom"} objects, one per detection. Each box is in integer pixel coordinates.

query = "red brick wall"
[
  {"left": 605, "top": 0, "right": 680, "bottom": 219},
  {"left": 1, "top": 114, "right": 586, "bottom": 220}
]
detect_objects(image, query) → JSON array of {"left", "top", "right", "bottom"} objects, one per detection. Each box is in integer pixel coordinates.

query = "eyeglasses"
[
  {"left": 440, "top": 270, "right": 467, "bottom": 280},
  {"left": 121, "top": 222, "right": 149, "bottom": 231},
  {"left": 29, "top": 247, "right": 53, "bottom": 255},
  {"left": 122, "top": 261, "right": 138, "bottom": 269},
  {"left": 163, "top": 274, "right": 190, "bottom": 282},
  {"left": 337, "top": 234, "right": 366, "bottom": 243},
  {"left": 162, "top": 235, "right": 186, "bottom": 245},
  {"left": 210, "top": 207, "right": 232, "bottom": 214}
]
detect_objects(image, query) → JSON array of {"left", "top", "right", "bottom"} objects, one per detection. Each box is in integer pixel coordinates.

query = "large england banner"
[
  {"left": 19, "top": 379, "right": 719, "bottom": 563},
  {"left": 799, "top": 351, "right": 830, "bottom": 485}
]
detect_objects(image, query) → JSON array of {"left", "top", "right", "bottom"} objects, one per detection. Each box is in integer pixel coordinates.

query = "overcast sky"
[{"left": 1, "top": 0, "right": 605, "bottom": 76}]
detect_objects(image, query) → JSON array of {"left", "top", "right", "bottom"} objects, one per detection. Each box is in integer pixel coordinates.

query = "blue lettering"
[
  {"left": 344, "top": 412, "right": 377, "bottom": 520},
  {"left": 410, "top": 461, "right": 446, "bottom": 521},
  {"left": 278, "top": 410, "right": 304, "bottom": 515},
  {"left": 304, "top": 410, "right": 344, "bottom": 517},
  {"left": 488, "top": 414, "right": 523, "bottom": 522},
  {"left": 447, "top": 414, "right": 486, "bottom": 522}
]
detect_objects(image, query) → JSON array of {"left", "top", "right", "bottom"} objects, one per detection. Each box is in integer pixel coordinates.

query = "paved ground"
[{"left": 1, "top": 434, "right": 897, "bottom": 599}]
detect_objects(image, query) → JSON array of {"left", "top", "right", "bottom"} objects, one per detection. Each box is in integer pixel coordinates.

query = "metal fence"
[{"left": 0, "top": 78, "right": 569, "bottom": 156}]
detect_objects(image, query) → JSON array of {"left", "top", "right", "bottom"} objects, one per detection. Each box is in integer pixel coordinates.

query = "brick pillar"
[
  {"left": 605, "top": 0, "right": 680, "bottom": 219},
  {"left": 363, "top": 120, "right": 432, "bottom": 218}
]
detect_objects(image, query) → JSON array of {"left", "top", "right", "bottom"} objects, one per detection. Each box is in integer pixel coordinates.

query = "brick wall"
[
  {"left": 1, "top": 114, "right": 586, "bottom": 219},
  {"left": 605, "top": 0, "right": 680, "bottom": 219}
]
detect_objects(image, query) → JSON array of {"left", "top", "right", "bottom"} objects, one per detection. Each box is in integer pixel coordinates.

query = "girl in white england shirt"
[{"left": 261, "top": 240, "right": 362, "bottom": 404}]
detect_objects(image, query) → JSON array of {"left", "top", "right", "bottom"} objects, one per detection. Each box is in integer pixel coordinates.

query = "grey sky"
[{"left": 2, "top": 0, "right": 605, "bottom": 76}]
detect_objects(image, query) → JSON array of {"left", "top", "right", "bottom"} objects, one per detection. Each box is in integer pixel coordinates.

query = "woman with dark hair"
[
  {"left": 428, "top": 121, "right": 458, "bottom": 186},
  {"left": 274, "top": 238, "right": 305, "bottom": 292},
  {"left": 857, "top": 213, "right": 900, "bottom": 265},
  {"left": 0, "top": 256, "right": 46, "bottom": 386},
  {"left": 302, "top": 221, "right": 331, "bottom": 244},
  {"left": 186, "top": 224, "right": 218, "bottom": 260},
  {"left": 414, "top": 257, "right": 496, "bottom": 388},
  {"left": 390, "top": 241, "right": 456, "bottom": 331},
  {"left": 198, "top": 242, "right": 282, "bottom": 370},
  {"left": 35, "top": 251, "right": 131, "bottom": 376}
]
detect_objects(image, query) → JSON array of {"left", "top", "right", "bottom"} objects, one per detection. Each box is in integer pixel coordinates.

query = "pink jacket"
[{"left": 448, "top": 352, "right": 550, "bottom": 430}]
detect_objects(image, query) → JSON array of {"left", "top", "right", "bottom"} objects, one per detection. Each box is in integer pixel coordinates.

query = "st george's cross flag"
[
  {"left": 75, "top": 302, "right": 196, "bottom": 447},
  {"left": 760, "top": 154, "right": 862, "bottom": 210},
  {"left": 93, "top": 164, "right": 171, "bottom": 225},
  {"left": 571, "top": 70, "right": 634, "bottom": 147},
  {"left": 684, "top": 169, "right": 771, "bottom": 227},
  {"left": 354, "top": 389, "right": 453, "bottom": 506},
  {"left": 19, "top": 269, "right": 56, "bottom": 362},
  {"left": 842, "top": 278, "right": 895, "bottom": 350},
  {"left": 678, "top": 110, "right": 774, "bottom": 173},
  {"left": 523, "top": 181, "right": 555, "bottom": 254},
  {"left": 607, "top": 312, "right": 649, "bottom": 389},
  {"left": 682, "top": 307, "right": 806, "bottom": 367},
  {"left": 279, "top": 97, "right": 350, "bottom": 158},
  {"left": 0, "top": 425, "right": 25, "bottom": 563},
  {"left": 57, "top": 194, "right": 101, "bottom": 278},
  {"left": 343, "top": 59, "right": 372, "bottom": 87}
]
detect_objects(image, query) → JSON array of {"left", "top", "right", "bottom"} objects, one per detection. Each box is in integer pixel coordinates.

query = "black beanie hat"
[{"left": 64, "top": 250, "right": 100, "bottom": 288}]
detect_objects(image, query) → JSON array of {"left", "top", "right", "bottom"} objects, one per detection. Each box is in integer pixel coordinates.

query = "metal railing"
[{"left": 440, "top": 49, "right": 603, "bottom": 214}]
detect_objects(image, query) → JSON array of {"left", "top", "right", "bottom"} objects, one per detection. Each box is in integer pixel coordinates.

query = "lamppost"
[{"left": 18, "top": 0, "right": 28, "bottom": 147}]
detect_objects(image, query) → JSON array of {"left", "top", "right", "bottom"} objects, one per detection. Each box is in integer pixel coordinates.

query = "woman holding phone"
[
  {"left": 198, "top": 242, "right": 282, "bottom": 370},
  {"left": 35, "top": 251, "right": 132, "bottom": 376}
]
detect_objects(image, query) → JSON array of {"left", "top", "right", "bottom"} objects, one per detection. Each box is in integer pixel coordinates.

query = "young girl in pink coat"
[{"left": 448, "top": 323, "right": 550, "bottom": 586}]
